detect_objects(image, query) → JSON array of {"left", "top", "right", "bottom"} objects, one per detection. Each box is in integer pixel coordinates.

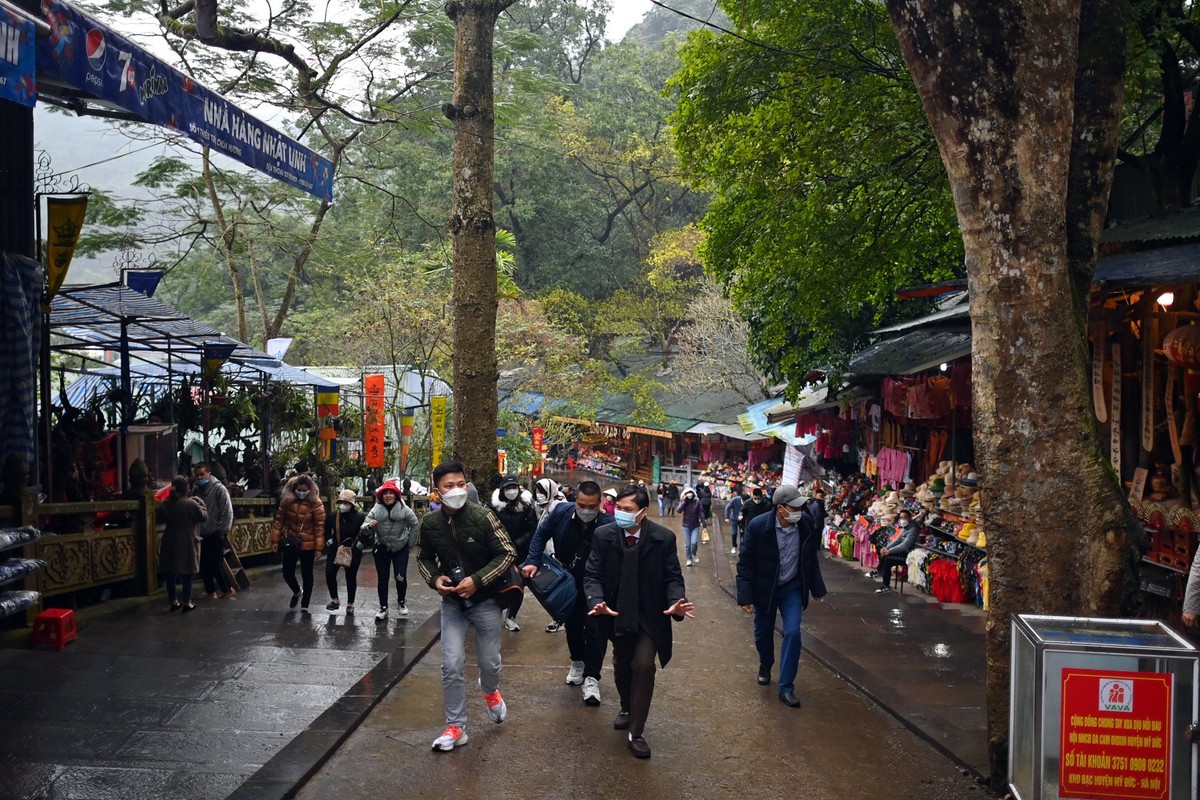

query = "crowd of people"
[{"left": 159, "top": 462, "right": 849, "bottom": 758}]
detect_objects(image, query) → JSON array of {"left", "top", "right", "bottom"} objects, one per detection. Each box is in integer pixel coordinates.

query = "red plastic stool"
[{"left": 31, "top": 608, "right": 78, "bottom": 651}]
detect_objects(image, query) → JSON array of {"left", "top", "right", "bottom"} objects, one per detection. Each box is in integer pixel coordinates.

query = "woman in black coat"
[
  {"left": 325, "top": 489, "right": 367, "bottom": 613},
  {"left": 158, "top": 475, "right": 207, "bottom": 612},
  {"left": 491, "top": 475, "right": 538, "bottom": 631}
]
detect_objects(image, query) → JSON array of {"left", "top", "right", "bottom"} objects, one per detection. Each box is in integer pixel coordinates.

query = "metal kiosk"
[{"left": 1009, "top": 614, "right": 1198, "bottom": 800}]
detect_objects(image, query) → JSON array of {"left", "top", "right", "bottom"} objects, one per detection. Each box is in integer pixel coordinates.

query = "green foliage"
[{"left": 669, "top": 0, "right": 962, "bottom": 392}]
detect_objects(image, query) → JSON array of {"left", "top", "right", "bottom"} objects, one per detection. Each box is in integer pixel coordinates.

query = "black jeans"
[
  {"left": 325, "top": 545, "right": 364, "bottom": 603},
  {"left": 565, "top": 578, "right": 607, "bottom": 679},
  {"left": 199, "top": 535, "right": 231, "bottom": 595},
  {"left": 878, "top": 553, "right": 908, "bottom": 587},
  {"left": 373, "top": 546, "right": 410, "bottom": 609},
  {"left": 165, "top": 573, "right": 193, "bottom": 606},
  {"left": 282, "top": 549, "right": 316, "bottom": 607}
]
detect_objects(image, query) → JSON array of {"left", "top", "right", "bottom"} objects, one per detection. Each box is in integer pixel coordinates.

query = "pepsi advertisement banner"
[
  {"left": 0, "top": 7, "right": 36, "bottom": 107},
  {"left": 37, "top": 0, "right": 333, "bottom": 200}
]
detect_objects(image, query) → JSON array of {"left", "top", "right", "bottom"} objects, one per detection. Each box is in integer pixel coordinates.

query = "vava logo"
[
  {"left": 85, "top": 28, "right": 105, "bottom": 71},
  {"left": 1099, "top": 679, "right": 1134, "bottom": 713}
]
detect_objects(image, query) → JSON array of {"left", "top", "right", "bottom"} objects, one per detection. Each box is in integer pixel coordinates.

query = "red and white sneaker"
[
  {"left": 483, "top": 689, "right": 507, "bottom": 724},
  {"left": 431, "top": 725, "right": 468, "bottom": 751}
]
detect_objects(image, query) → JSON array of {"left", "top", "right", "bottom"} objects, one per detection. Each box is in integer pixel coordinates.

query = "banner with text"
[
  {"left": 0, "top": 7, "right": 36, "bottom": 107},
  {"left": 430, "top": 396, "right": 447, "bottom": 469},
  {"left": 45, "top": 195, "right": 87, "bottom": 298},
  {"left": 363, "top": 374, "right": 385, "bottom": 469},
  {"left": 36, "top": 1, "right": 333, "bottom": 200}
]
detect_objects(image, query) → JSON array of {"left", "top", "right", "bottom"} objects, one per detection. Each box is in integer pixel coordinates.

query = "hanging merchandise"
[{"left": 1110, "top": 342, "right": 1121, "bottom": 473}]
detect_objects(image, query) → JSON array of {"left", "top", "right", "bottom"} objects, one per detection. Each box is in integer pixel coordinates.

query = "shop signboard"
[
  {"left": 430, "top": 395, "right": 447, "bottom": 467},
  {"left": 36, "top": 0, "right": 333, "bottom": 200},
  {"left": 1059, "top": 668, "right": 1172, "bottom": 800},
  {"left": 363, "top": 374, "right": 385, "bottom": 469},
  {"left": 0, "top": 7, "right": 36, "bottom": 107}
]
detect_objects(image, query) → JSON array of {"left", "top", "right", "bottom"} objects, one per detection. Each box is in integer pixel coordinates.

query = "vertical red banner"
[
  {"left": 1059, "top": 667, "right": 1173, "bottom": 800},
  {"left": 531, "top": 427, "right": 545, "bottom": 477},
  {"left": 364, "top": 374, "right": 386, "bottom": 469}
]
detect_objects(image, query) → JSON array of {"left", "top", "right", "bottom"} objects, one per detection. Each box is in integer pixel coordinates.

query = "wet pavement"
[
  {"left": 0, "top": 560, "right": 442, "bottom": 800},
  {"left": 0, "top": 487, "right": 992, "bottom": 799},
  {"left": 296, "top": 504, "right": 993, "bottom": 800}
]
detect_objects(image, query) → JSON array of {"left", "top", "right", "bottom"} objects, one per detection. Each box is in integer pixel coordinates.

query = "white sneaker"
[
  {"left": 504, "top": 616, "right": 520, "bottom": 632},
  {"left": 431, "top": 725, "right": 469, "bottom": 751},
  {"left": 693, "top": 555, "right": 699, "bottom": 564},
  {"left": 545, "top": 620, "right": 564, "bottom": 632},
  {"left": 483, "top": 690, "right": 507, "bottom": 723},
  {"left": 397, "top": 602, "right": 408, "bottom": 617},
  {"left": 582, "top": 676, "right": 601, "bottom": 706},
  {"left": 565, "top": 661, "right": 585, "bottom": 685},
  {"left": 686, "top": 558, "right": 693, "bottom": 567},
  {"left": 730, "top": 548, "right": 737, "bottom": 555},
  {"left": 375, "top": 608, "right": 388, "bottom": 621}
]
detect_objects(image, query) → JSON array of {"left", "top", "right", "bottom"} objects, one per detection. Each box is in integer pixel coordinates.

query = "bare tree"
[{"left": 673, "top": 278, "right": 772, "bottom": 404}]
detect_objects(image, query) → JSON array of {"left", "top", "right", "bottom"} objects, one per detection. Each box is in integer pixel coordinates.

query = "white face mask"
[
  {"left": 295, "top": 490, "right": 310, "bottom": 500},
  {"left": 441, "top": 487, "right": 469, "bottom": 510},
  {"left": 338, "top": 503, "right": 353, "bottom": 513},
  {"left": 785, "top": 509, "right": 806, "bottom": 524},
  {"left": 504, "top": 488, "right": 519, "bottom": 501}
]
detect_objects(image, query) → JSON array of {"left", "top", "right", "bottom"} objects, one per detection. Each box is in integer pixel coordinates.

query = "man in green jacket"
[{"left": 418, "top": 461, "right": 517, "bottom": 752}]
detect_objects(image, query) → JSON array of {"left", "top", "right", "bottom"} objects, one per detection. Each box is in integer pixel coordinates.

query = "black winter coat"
[
  {"left": 741, "top": 497, "right": 773, "bottom": 528},
  {"left": 584, "top": 520, "right": 687, "bottom": 668},
  {"left": 492, "top": 498, "right": 538, "bottom": 562},
  {"left": 736, "top": 510, "right": 827, "bottom": 611}
]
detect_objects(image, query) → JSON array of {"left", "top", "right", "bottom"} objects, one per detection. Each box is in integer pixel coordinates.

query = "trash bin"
[{"left": 1009, "top": 614, "right": 1198, "bottom": 800}]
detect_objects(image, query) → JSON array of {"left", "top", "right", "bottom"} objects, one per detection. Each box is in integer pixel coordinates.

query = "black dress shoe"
[
  {"left": 757, "top": 666, "right": 770, "bottom": 686},
  {"left": 628, "top": 735, "right": 651, "bottom": 759},
  {"left": 779, "top": 690, "right": 801, "bottom": 707},
  {"left": 613, "top": 710, "right": 631, "bottom": 730}
]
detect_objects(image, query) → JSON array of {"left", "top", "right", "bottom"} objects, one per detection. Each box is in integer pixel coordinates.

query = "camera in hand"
[{"left": 448, "top": 565, "right": 473, "bottom": 608}]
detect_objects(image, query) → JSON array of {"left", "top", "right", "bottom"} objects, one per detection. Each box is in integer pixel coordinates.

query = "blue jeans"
[
  {"left": 753, "top": 577, "right": 804, "bottom": 693},
  {"left": 682, "top": 526, "right": 700, "bottom": 560},
  {"left": 657, "top": 497, "right": 665, "bottom": 517},
  {"left": 440, "top": 596, "right": 503, "bottom": 728}
]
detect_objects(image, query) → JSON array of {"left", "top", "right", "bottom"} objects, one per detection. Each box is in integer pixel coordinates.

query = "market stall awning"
[
  {"left": 27, "top": 0, "right": 333, "bottom": 200},
  {"left": 848, "top": 330, "right": 972, "bottom": 376},
  {"left": 685, "top": 422, "right": 766, "bottom": 442},
  {"left": 1094, "top": 242, "right": 1200, "bottom": 286}
]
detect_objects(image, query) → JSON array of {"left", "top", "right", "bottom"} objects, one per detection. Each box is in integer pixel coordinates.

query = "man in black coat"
[
  {"left": 740, "top": 486, "right": 772, "bottom": 539},
  {"left": 585, "top": 484, "right": 695, "bottom": 759},
  {"left": 736, "top": 485, "right": 827, "bottom": 708}
]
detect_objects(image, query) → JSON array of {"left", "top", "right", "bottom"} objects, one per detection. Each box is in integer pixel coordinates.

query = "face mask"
[
  {"left": 613, "top": 509, "right": 640, "bottom": 529},
  {"left": 338, "top": 503, "right": 353, "bottom": 513},
  {"left": 785, "top": 510, "right": 806, "bottom": 524},
  {"left": 441, "top": 487, "right": 468, "bottom": 510},
  {"left": 504, "top": 488, "right": 519, "bottom": 501},
  {"left": 575, "top": 507, "right": 599, "bottom": 523},
  {"left": 295, "top": 490, "right": 310, "bottom": 500},
  {"left": 194, "top": 478, "right": 210, "bottom": 487}
]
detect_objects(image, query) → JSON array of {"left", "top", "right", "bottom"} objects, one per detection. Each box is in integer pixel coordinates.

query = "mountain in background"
[{"left": 623, "top": 0, "right": 728, "bottom": 46}]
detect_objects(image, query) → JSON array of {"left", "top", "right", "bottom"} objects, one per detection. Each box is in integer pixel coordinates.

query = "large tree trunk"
[
  {"left": 443, "top": 0, "right": 514, "bottom": 485},
  {"left": 885, "top": 0, "right": 1140, "bottom": 788}
]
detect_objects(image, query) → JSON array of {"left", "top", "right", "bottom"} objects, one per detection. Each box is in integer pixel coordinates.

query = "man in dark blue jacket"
[
  {"left": 735, "top": 484, "right": 827, "bottom": 708},
  {"left": 522, "top": 480, "right": 613, "bottom": 706}
]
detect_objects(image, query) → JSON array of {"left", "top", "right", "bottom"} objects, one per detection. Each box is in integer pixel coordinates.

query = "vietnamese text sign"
[
  {"left": 37, "top": 1, "right": 333, "bottom": 200},
  {"left": 430, "top": 395, "right": 447, "bottom": 468},
  {"left": 363, "top": 374, "right": 385, "bottom": 469},
  {"left": 1, "top": 7, "right": 36, "bottom": 107},
  {"left": 1059, "top": 667, "right": 1172, "bottom": 799}
]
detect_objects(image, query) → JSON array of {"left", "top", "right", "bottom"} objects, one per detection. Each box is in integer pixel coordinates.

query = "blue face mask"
[
  {"left": 194, "top": 478, "right": 210, "bottom": 487},
  {"left": 295, "top": 490, "right": 310, "bottom": 500},
  {"left": 613, "top": 509, "right": 640, "bottom": 530}
]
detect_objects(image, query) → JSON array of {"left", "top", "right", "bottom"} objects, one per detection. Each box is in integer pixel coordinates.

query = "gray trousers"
[{"left": 440, "top": 595, "right": 503, "bottom": 728}]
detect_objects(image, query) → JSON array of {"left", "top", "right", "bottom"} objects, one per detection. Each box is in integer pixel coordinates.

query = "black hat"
[{"left": 500, "top": 473, "right": 520, "bottom": 488}]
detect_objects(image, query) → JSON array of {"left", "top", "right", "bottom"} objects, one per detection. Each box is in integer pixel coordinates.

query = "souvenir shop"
[
  {"left": 568, "top": 423, "right": 629, "bottom": 480},
  {"left": 700, "top": 437, "right": 784, "bottom": 492},
  {"left": 810, "top": 354, "right": 989, "bottom": 609}
]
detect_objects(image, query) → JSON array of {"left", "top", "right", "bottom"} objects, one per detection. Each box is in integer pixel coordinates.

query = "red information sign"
[
  {"left": 364, "top": 374, "right": 386, "bottom": 469},
  {"left": 1059, "top": 668, "right": 1172, "bottom": 799},
  {"left": 531, "top": 427, "right": 545, "bottom": 477}
]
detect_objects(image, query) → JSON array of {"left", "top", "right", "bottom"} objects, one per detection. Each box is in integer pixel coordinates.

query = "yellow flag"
[
  {"left": 430, "top": 395, "right": 447, "bottom": 467},
  {"left": 45, "top": 196, "right": 88, "bottom": 298}
]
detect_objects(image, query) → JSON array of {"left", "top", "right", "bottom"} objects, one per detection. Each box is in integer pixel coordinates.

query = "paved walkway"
[
  {"left": 0, "top": 493, "right": 992, "bottom": 799},
  {"left": 296, "top": 509, "right": 992, "bottom": 800}
]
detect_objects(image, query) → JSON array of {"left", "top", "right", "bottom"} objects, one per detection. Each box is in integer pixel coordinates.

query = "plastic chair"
[{"left": 31, "top": 608, "right": 78, "bottom": 651}]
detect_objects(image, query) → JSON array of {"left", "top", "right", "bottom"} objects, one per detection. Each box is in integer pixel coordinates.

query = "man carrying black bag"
[{"left": 522, "top": 480, "right": 613, "bottom": 706}]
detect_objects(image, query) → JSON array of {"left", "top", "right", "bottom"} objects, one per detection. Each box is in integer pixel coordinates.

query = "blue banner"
[
  {"left": 0, "top": 7, "right": 36, "bottom": 107},
  {"left": 37, "top": 1, "right": 333, "bottom": 201}
]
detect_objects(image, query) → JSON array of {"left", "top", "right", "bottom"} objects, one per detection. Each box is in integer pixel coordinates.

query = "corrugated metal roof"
[
  {"left": 849, "top": 330, "right": 972, "bottom": 376},
  {"left": 1101, "top": 208, "right": 1200, "bottom": 244},
  {"left": 872, "top": 303, "right": 971, "bottom": 334},
  {"left": 1094, "top": 242, "right": 1200, "bottom": 286}
]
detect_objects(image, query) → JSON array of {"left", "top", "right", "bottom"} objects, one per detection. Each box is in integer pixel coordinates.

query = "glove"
[
  {"left": 325, "top": 538, "right": 334, "bottom": 548},
  {"left": 354, "top": 539, "right": 365, "bottom": 551}
]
